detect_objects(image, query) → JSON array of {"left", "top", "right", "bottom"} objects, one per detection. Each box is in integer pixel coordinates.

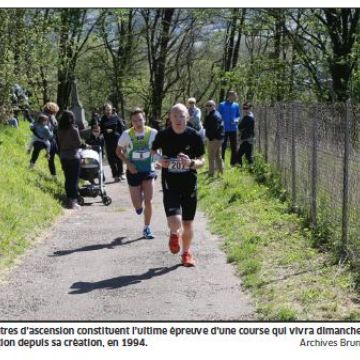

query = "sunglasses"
[{"left": 205, "top": 104, "right": 213, "bottom": 107}]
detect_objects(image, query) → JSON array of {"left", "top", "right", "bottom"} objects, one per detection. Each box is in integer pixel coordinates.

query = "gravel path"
[{"left": 0, "top": 166, "right": 254, "bottom": 321}]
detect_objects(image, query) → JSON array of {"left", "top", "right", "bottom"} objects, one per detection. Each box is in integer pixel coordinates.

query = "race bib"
[
  {"left": 168, "top": 158, "right": 190, "bottom": 173},
  {"left": 132, "top": 150, "right": 150, "bottom": 161}
]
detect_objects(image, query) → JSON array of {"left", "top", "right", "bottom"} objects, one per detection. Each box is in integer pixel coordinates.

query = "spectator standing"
[
  {"left": 42, "top": 102, "right": 60, "bottom": 178},
  {"left": 57, "top": 110, "right": 83, "bottom": 210},
  {"left": 188, "top": 97, "right": 206, "bottom": 141},
  {"left": 186, "top": 97, "right": 202, "bottom": 131},
  {"left": 28, "top": 114, "right": 53, "bottom": 168},
  {"left": 218, "top": 90, "right": 241, "bottom": 166},
  {"left": 100, "top": 103, "right": 126, "bottom": 182},
  {"left": 203, "top": 100, "right": 224, "bottom": 176},
  {"left": 237, "top": 102, "right": 255, "bottom": 166}
]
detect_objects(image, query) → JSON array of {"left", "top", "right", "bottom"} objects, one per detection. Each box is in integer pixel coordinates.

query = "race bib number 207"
[{"left": 168, "top": 158, "right": 190, "bottom": 173}]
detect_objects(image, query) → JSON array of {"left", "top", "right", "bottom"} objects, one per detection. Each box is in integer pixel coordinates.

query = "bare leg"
[
  {"left": 182, "top": 220, "right": 194, "bottom": 253},
  {"left": 141, "top": 179, "right": 154, "bottom": 226},
  {"left": 167, "top": 215, "right": 182, "bottom": 235},
  {"left": 129, "top": 185, "right": 142, "bottom": 210}
]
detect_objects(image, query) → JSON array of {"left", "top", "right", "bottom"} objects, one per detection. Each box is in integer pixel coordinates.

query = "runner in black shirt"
[{"left": 152, "top": 103, "right": 205, "bottom": 267}]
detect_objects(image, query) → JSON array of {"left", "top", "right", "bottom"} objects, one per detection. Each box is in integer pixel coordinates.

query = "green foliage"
[
  {"left": 251, "top": 153, "right": 288, "bottom": 201},
  {"left": 1, "top": 8, "right": 360, "bottom": 121},
  {"left": 198, "top": 153, "right": 360, "bottom": 320},
  {"left": 0, "top": 10, "right": 17, "bottom": 120},
  {"left": 275, "top": 307, "right": 298, "bottom": 321},
  {"left": 0, "top": 122, "right": 64, "bottom": 269}
]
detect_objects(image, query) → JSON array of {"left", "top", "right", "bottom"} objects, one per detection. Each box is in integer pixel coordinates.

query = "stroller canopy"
[{"left": 81, "top": 149, "right": 100, "bottom": 168}]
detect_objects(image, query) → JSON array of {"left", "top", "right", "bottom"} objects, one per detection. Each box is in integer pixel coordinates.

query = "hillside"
[{"left": 0, "top": 122, "right": 63, "bottom": 270}]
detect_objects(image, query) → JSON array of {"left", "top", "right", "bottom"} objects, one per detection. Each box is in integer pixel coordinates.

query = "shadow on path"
[
  {"left": 49, "top": 236, "right": 146, "bottom": 256},
  {"left": 69, "top": 265, "right": 182, "bottom": 294}
]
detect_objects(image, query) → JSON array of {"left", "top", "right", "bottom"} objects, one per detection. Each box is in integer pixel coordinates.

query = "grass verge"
[
  {"left": 0, "top": 122, "right": 64, "bottom": 271},
  {"left": 198, "top": 158, "right": 360, "bottom": 320}
]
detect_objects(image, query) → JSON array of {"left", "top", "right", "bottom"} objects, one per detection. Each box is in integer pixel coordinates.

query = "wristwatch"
[{"left": 189, "top": 160, "right": 195, "bottom": 169}]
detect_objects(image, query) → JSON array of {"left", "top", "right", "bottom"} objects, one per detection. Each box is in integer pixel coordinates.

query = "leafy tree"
[
  {"left": 99, "top": 9, "right": 140, "bottom": 116},
  {"left": 55, "top": 9, "right": 99, "bottom": 110},
  {"left": 286, "top": 9, "right": 360, "bottom": 102}
]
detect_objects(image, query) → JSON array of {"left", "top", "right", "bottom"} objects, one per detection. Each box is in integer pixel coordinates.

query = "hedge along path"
[{"left": 0, "top": 165, "right": 254, "bottom": 320}]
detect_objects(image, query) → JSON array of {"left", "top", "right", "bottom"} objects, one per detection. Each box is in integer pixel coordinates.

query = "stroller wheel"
[
  {"left": 78, "top": 196, "right": 85, "bottom": 206},
  {"left": 102, "top": 195, "right": 112, "bottom": 206}
]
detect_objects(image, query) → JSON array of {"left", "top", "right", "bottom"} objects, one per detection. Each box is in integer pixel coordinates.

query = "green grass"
[
  {"left": 0, "top": 121, "right": 64, "bottom": 270},
  {"left": 198, "top": 156, "right": 360, "bottom": 320}
]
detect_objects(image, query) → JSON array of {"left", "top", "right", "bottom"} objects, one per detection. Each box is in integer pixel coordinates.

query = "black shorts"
[
  {"left": 126, "top": 171, "right": 156, "bottom": 187},
  {"left": 163, "top": 186, "right": 197, "bottom": 221}
]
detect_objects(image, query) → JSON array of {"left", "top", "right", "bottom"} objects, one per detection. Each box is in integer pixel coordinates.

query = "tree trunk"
[
  {"left": 149, "top": 9, "right": 174, "bottom": 120},
  {"left": 322, "top": 9, "right": 360, "bottom": 101},
  {"left": 57, "top": 69, "right": 73, "bottom": 110}
]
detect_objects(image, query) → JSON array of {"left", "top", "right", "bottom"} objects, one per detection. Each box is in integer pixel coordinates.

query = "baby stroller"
[{"left": 78, "top": 146, "right": 112, "bottom": 206}]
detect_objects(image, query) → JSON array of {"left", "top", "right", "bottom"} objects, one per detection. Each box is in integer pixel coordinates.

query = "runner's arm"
[
  {"left": 191, "top": 156, "right": 205, "bottom": 170},
  {"left": 116, "top": 145, "right": 137, "bottom": 174},
  {"left": 150, "top": 150, "right": 169, "bottom": 168},
  {"left": 178, "top": 153, "right": 205, "bottom": 169}
]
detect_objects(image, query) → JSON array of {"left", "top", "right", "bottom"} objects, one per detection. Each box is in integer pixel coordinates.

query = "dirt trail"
[{"left": 0, "top": 166, "right": 254, "bottom": 320}]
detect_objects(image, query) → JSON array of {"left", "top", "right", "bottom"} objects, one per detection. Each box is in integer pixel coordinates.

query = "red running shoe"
[
  {"left": 169, "top": 233, "right": 180, "bottom": 254},
  {"left": 181, "top": 251, "right": 195, "bottom": 267}
]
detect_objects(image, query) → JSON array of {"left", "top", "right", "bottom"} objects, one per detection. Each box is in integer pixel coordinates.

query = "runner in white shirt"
[{"left": 116, "top": 108, "right": 158, "bottom": 239}]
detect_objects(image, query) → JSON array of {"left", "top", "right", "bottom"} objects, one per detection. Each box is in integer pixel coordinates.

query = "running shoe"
[
  {"left": 143, "top": 226, "right": 155, "bottom": 239},
  {"left": 181, "top": 251, "right": 195, "bottom": 267},
  {"left": 169, "top": 233, "right": 180, "bottom": 254}
]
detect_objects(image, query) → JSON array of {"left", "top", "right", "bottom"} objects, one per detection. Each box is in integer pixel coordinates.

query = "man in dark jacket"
[
  {"left": 203, "top": 100, "right": 224, "bottom": 176},
  {"left": 237, "top": 102, "right": 255, "bottom": 166},
  {"left": 100, "top": 103, "right": 126, "bottom": 182}
]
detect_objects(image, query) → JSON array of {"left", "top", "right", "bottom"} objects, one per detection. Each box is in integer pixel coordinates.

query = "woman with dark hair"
[{"left": 57, "top": 110, "right": 83, "bottom": 209}]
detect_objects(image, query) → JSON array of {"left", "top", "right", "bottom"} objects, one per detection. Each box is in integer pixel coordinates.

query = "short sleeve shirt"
[
  {"left": 118, "top": 127, "right": 158, "bottom": 172},
  {"left": 152, "top": 126, "right": 205, "bottom": 190},
  {"left": 118, "top": 127, "right": 158, "bottom": 152}
]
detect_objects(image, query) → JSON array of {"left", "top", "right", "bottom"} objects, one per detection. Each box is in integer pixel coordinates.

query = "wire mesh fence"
[{"left": 256, "top": 101, "right": 360, "bottom": 260}]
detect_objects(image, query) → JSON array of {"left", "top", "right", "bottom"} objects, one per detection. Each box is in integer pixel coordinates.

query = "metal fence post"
[
  {"left": 258, "top": 107, "right": 262, "bottom": 154},
  {"left": 264, "top": 106, "right": 268, "bottom": 162},
  {"left": 291, "top": 103, "right": 297, "bottom": 210},
  {"left": 310, "top": 104, "right": 318, "bottom": 229},
  {"left": 341, "top": 100, "right": 352, "bottom": 258},
  {"left": 276, "top": 103, "right": 282, "bottom": 169}
]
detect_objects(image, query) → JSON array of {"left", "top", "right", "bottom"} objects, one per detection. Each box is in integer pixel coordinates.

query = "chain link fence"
[{"left": 256, "top": 102, "right": 360, "bottom": 260}]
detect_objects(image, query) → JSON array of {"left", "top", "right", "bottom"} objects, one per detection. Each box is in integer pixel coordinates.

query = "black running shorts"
[
  {"left": 126, "top": 171, "right": 156, "bottom": 187},
  {"left": 163, "top": 186, "right": 197, "bottom": 221}
]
